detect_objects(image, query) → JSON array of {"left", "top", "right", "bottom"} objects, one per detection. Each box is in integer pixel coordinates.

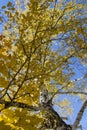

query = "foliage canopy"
[{"left": 0, "top": 0, "right": 87, "bottom": 130}]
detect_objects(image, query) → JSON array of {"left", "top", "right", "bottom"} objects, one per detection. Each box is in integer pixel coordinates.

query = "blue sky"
[
  {"left": 0, "top": 0, "right": 87, "bottom": 130},
  {"left": 0, "top": 0, "right": 13, "bottom": 6},
  {"left": 52, "top": 42, "right": 87, "bottom": 129},
  {"left": 0, "top": 0, "right": 13, "bottom": 32}
]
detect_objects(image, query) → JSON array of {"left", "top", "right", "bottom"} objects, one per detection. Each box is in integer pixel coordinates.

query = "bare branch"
[
  {"left": 72, "top": 100, "right": 87, "bottom": 129},
  {"left": 54, "top": 91, "right": 87, "bottom": 96},
  {"left": 49, "top": 89, "right": 87, "bottom": 105}
]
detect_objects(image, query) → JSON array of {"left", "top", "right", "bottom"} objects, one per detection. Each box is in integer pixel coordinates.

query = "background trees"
[{"left": 0, "top": 0, "right": 87, "bottom": 130}]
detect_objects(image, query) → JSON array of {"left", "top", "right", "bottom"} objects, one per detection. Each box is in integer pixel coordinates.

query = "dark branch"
[
  {"left": 73, "top": 100, "right": 87, "bottom": 129},
  {"left": 0, "top": 99, "right": 39, "bottom": 111}
]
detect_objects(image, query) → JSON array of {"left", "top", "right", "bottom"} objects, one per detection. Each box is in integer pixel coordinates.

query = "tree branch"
[
  {"left": 0, "top": 99, "right": 39, "bottom": 111},
  {"left": 55, "top": 91, "right": 87, "bottom": 96},
  {"left": 72, "top": 100, "right": 87, "bottom": 129},
  {"left": 40, "top": 103, "right": 72, "bottom": 130},
  {"left": 0, "top": 58, "right": 28, "bottom": 100}
]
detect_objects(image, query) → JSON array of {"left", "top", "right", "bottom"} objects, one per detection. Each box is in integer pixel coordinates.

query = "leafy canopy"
[{"left": 0, "top": 0, "right": 87, "bottom": 129}]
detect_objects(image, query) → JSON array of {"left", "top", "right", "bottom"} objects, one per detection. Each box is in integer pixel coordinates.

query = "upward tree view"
[{"left": 0, "top": 0, "right": 87, "bottom": 130}]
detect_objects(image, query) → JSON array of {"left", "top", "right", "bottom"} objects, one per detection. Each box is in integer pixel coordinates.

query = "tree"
[{"left": 0, "top": 0, "right": 87, "bottom": 130}]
